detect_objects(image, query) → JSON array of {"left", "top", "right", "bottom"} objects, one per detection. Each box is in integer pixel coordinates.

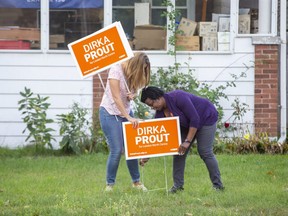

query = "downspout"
[{"left": 278, "top": 0, "right": 287, "bottom": 144}]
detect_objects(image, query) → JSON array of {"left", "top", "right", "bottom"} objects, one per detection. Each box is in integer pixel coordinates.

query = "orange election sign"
[
  {"left": 123, "top": 117, "right": 181, "bottom": 160},
  {"left": 68, "top": 21, "right": 134, "bottom": 79}
]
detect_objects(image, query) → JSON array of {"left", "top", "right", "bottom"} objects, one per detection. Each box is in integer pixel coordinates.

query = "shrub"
[
  {"left": 18, "top": 87, "right": 55, "bottom": 153},
  {"left": 57, "top": 102, "right": 91, "bottom": 155}
]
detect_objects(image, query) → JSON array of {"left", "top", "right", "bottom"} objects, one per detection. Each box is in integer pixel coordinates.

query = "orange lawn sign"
[
  {"left": 68, "top": 21, "right": 134, "bottom": 79},
  {"left": 123, "top": 117, "right": 181, "bottom": 160}
]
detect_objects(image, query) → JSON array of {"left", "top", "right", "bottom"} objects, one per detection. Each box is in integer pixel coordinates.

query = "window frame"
[{"left": 236, "top": 0, "right": 278, "bottom": 37}]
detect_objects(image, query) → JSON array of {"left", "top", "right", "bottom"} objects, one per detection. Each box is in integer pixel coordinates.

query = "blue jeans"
[
  {"left": 173, "top": 123, "right": 223, "bottom": 188},
  {"left": 99, "top": 106, "right": 140, "bottom": 185}
]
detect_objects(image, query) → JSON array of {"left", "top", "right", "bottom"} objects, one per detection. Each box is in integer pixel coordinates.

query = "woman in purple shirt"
[{"left": 140, "top": 86, "right": 224, "bottom": 193}]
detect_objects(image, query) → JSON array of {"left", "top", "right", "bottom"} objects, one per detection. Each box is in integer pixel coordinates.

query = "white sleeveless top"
[{"left": 100, "top": 64, "right": 133, "bottom": 116}]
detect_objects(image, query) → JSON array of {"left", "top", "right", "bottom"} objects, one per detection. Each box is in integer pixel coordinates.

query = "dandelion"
[{"left": 244, "top": 133, "right": 250, "bottom": 140}]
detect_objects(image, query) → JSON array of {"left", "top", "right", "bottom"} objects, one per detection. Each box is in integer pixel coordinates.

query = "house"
[{"left": 0, "top": 0, "right": 286, "bottom": 148}]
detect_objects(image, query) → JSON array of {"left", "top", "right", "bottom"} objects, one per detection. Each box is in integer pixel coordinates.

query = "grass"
[{"left": 0, "top": 149, "right": 288, "bottom": 216}]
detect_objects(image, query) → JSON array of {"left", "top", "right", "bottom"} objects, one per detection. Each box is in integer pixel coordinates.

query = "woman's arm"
[{"left": 109, "top": 79, "right": 139, "bottom": 128}]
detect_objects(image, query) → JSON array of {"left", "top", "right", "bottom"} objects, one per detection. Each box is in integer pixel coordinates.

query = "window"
[
  {"left": 0, "top": 0, "right": 104, "bottom": 51},
  {"left": 49, "top": 1, "right": 104, "bottom": 50},
  {"left": 112, "top": 0, "right": 232, "bottom": 51},
  {"left": 112, "top": 0, "right": 189, "bottom": 51},
  {"left": 238, "top": 0, "right": 276, "bottom": 35},
  {"left": 0, "top": 1, "right": 40, "bottom": 50}
]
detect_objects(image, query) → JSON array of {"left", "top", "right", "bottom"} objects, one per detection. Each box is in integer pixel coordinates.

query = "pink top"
[{"left": 100, "top": 64, "right": 133, "bottom": 116}]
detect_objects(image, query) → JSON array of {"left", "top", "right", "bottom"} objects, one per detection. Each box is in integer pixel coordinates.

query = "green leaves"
[
  {"left": 18, "top": 88, "right": 107, "bottom": 155},
  {"left": 56, "top": 102, "right": 91, "bottom": 155},
  {"left": 18, "top": 87, "right": 55, "bottom": 152}
]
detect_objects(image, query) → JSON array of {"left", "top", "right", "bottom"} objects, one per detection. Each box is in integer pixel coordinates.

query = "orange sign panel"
[
  {"left": 68, "top": 22, "right": 134, "bottom": 79},
  {"left": 123, "top": 117, "right": 181, "bottom": 160}
]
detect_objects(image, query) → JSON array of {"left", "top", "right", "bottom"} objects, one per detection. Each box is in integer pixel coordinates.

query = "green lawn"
[{"left": 0, "top": 153, "right": 287, "bottom": 215}]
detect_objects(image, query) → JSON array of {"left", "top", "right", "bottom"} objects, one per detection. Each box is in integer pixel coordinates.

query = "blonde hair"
[{"left": 124, "top": 52, "right": 151, "bottom": 92}]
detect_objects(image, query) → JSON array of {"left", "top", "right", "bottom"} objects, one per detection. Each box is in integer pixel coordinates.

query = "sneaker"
[
  {"left": 213, "top": 186, "right": 225, "bottom": 191},
  {"left": 105, "top": 185, "right": 113, "bottom": 192},
  {"left": 168, "top": 186, "right": 184, "bottom": 194},
  {"left": 132, "top": 182, "right": 148, "bottom": 192}
]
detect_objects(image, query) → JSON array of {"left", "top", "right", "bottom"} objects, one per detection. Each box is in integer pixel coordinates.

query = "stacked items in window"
[
  {"left": 175, "top": 16, "right": 230, "bottom": 52},
  {"left": 0, "top": 26, "right": 40, "bottom": 49},
  {"left": 238, "top": 8, "right": 259, "bottom": 34},
  {"left": 133, "top": 2, "right": 166, "bottom": 50},
  {"left": 250, "top": 9, "right": 259, "bottom": 34},
  {"left": 175, "top": 18, "right": 199, "bottom": 51},
  {"left": 197, "top": 21, "right": 218, "bottom": 51}
]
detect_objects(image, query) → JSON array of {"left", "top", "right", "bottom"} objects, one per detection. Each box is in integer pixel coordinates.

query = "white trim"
[
  {"left": 40, "top": 0, "right": 49, "bottom": 53},
  {"left": 278, "top": 0, "right": 287, "bottom": 144},
  {"left": 104, "top": 0, "right": 112, "bottom": 27}
]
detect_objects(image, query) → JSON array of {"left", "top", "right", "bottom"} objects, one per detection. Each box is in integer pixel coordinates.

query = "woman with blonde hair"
[{"left": 99, "top": 52, "right": 151, "bottom": 192}]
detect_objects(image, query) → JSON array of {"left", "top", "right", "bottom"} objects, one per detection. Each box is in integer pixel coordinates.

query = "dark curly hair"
[{"left": 140, "top": 86, "right": 164, "bottom": 103}]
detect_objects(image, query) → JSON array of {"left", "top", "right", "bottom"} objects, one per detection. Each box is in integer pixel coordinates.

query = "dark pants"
[{"left": 173, "top": 123, "right": 223, "bottom": 188}]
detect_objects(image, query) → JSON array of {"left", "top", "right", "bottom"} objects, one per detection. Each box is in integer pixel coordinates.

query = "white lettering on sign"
[
  {"left": 135, "top": 125, "right": 170, "bottom": 145},
  {"left": 83, "top": 36, "right": 115, "bottom": 62}
]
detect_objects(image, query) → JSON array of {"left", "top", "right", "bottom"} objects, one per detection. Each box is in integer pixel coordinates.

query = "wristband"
[{"left": 184, "top": 139, "right": 191, "bottom": 143}]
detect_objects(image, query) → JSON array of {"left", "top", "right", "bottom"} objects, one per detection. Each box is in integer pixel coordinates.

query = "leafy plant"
[
  {"left": 214, "top": 133, "right": 283, "bottom": 154},
  {"left": 161, "top": 0, "right": 183, "bottom": 57},
  {"left": 57, "top": 102, "right": 91, "bottom": 155},
  {"left": 18, "top": 87, "right": 55, "bottom": 152},
  {"left": 132, "top": 97, "right": 155, "bottom": 120},
  {"left": 90, "top": 110, "right": 108, "bottom": 154}
]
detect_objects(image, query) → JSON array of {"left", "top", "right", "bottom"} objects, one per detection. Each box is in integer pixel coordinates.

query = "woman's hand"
[
  {"left": 127, "top": 92, "right": 136, "bottom": 101},
  {"left": 178, "top": 141, "right": 190, "bottom": 155},
  {"left": 127, "top": 116, "right": 140, "bottom": 128}
]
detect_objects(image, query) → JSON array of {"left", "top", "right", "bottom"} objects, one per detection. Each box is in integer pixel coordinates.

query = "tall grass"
[{"left": 0, "top": 150, "right": 287, "bottom": 215}]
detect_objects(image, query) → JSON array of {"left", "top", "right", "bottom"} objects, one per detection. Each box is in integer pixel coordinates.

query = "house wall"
[
  {"left": 0, "top": 53, "right": 93, "bottom": 148},
  {"left": 254, "top": 45, "right": 279, "bottom": 136},
  {"left": 0, "top": 37, "right": 255, "bottom": 149}
]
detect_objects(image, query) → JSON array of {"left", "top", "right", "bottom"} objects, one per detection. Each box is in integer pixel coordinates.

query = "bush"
[
  {"left": 57, "top": 102, "right": 92, "bottom": 155},
  {"left": 18, "top": 87, "right": 55, "bottom": 153}
]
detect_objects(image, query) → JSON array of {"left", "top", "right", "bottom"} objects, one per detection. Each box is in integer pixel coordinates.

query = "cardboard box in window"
[
  {"left": 135, "top": 3, "right": 151, "bottom": 26},
  {"left": 133, "top": 25, "right": 166, "bottom": 50},
  {"left": 212, "top": 13, "right": 230, "bottom": 32},
  {"left": 218, "top": 43, "right": 230, "bottom": 51},
  {"left": 218, "top": 32, "right": 230, "bottom": 51},
  {"left": 0, "top": 27, "right": 40, "bottom": 41},
  {"left": 177, "top": 17, "right": 197, "bottom": 36},
  {"left": 50, "top": 35, "right": 65, "bottom": 43},
  {"left": 217, "top": 32, "right": 230, "bottom": 43},
  {"left": 49, "top": 34, "right": 65, "bottom": 49},
  {"left": 197, "top": 22, "right": 217, "bottom": 37},
  {"left": 251, "top": 19, "right": 258, "bottom": 33},
  {"left": 238, "top": 14, "right": 250, "bottom": 34},
  {"left": 218, "top": 17, "right": 230, "bottom": 32},
  {"left": 176, "top": 36, "right": 200, "bottom": 51},
  {"left": 201, "top": 36, "right": 217, "bottom": 51}
]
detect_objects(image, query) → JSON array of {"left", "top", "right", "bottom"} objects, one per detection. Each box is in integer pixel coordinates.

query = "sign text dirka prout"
[
  {"left": 83, "top": 36, "right": 115, "bottom": 62},
  {"left": 135, "top": 125, "right": 170, "bottom": 145}
]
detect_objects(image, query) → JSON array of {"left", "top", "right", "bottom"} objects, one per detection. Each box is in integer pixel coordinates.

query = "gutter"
[{"left": 278, "top": 0, "right": 287, "bottom": 144}]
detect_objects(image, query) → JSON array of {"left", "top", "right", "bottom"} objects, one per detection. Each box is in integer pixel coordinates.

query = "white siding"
[
  {"left": 0, "top": 53, "right": 93, "bottom": 148},
  {"left": 0, "top": 38, "right": 254, "bottom": 148}
]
